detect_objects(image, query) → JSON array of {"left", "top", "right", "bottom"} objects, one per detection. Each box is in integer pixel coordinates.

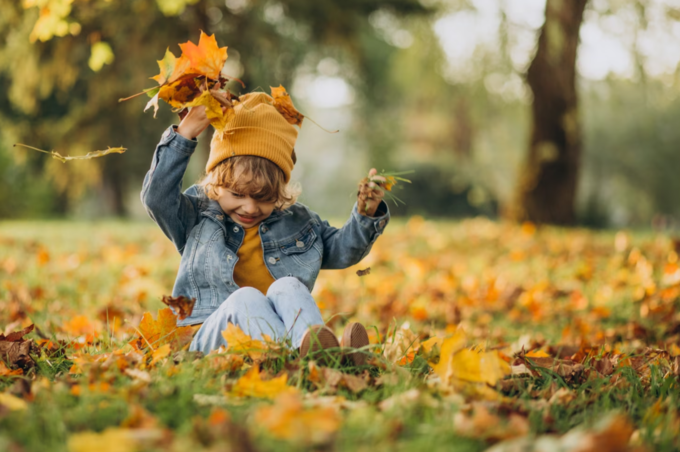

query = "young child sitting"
[{"left": 141, "top": 86, "right": 389, "bottom": 364}]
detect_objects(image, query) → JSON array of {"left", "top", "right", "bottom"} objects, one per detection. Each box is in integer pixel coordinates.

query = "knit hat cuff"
[{"left": 208, "top": 126, "right": 295, "bottom": 182}]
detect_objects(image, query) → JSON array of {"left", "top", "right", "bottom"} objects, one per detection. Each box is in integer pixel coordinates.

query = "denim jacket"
[{"left": 141, "top": 126, "right": 390, "bottom": 326}]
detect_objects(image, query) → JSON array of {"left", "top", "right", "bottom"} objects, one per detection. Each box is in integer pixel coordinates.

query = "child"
[{"left": 141, "top": 87, "right": 389, "bottom": 364}]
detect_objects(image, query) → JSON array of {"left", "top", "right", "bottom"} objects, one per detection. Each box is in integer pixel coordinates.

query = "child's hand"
[
  {"left": 176, "top": 82, "right": 230, "bottom": 140},
  {"left": 357, "top": 168, "right": 386, "bottom": 217}
]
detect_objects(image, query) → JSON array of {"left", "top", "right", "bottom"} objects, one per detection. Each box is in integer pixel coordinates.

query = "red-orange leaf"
[{"left": 178, "top": 31, "right": 228, "bottom": 81}]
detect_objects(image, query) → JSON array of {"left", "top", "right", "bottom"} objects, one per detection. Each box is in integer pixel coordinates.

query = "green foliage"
[
  {"left": 579, "top": 78, "right": 680, "bottom": 226},
  {"left": 0, "top": 0, "right": 429, "bottom": 218}
]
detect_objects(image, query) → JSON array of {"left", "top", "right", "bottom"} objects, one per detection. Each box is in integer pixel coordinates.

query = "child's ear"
[{"left": 291, "top": 149, "right": 297, "bottom": 164}]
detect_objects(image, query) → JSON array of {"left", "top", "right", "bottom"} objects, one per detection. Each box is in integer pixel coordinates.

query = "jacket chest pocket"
[{"left": 278, "top": 227, "right": 322, "bottom": 271}]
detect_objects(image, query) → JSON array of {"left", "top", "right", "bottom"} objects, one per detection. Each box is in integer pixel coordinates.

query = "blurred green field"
[{"left": 1, "top": 219, "right": 679, "bottom": 451}]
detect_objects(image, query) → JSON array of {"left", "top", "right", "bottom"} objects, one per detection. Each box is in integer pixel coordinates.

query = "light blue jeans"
[{"left": 189, "top": 277, "right": 325, "bottom": 354}]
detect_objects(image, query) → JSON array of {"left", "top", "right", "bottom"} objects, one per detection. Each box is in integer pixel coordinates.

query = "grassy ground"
[{"left": 0, "top": 218, "right": 679, "bottom": 451}]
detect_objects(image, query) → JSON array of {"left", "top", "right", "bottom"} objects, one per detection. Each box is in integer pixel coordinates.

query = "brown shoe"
[
  {"left": 299, "top": 325, "right": 340, "bottom": 363},
  {"left": 341, "top": 322, "right": 370, "bottom": 366}
]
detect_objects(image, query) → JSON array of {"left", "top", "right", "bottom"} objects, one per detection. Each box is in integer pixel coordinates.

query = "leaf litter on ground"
[{"left": 1, "top": 219, "right": 680, "bottom": 450}]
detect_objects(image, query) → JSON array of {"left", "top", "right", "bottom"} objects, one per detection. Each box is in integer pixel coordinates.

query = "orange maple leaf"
[
  {"left": 129, "top": 308, "right": 194, "bottom": 352},
  {"left": 137, "top": 32, "right": 229, "bottom": 116},
  {"left": 151, "top": 48, "right": 191, "bottom": 86},
  {"left": 270, "top": 85, "right": 304, "bottom": 127},
  {"left": 178, "top": 31, "right": 228, "bottom": 81}
]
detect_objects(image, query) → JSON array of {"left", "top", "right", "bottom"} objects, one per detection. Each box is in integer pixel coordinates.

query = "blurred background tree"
[{"left": 1, "top": 0, "right": 680, "bottom": 228}]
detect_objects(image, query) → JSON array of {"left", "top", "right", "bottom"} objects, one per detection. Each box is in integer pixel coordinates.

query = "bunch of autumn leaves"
[{"left": 127, "top": 31, "right": 304, "bottom": 131}]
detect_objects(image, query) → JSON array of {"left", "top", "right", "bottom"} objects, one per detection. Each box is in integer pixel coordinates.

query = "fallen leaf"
[
  {"left": 231, "top": 366, "right": 297, "bottom": 399},
  {"left": 0, "top": 324, "right": 38, "bottom": 371},
  {"left": 307, "top": 362, "right": 369, "bottom": 394},
  {"left": 383, "top": 324, "right": 421, "bottom": 363},
  {"left": 0, "top": 392, "right": 28, "bottom": 411},
  {"left": 0, "top": 361, "right": 23, "bottom": 376},
  {"left": 253, "top": 392, "right": 340, "bottom": 444},
  {"left": 453, "top": 403, "right": 529, "bottom": 442},
  {"left": 150, "top": 343, "right": 171, "bottom": 366},
  {"left": 129, "top": 308, "right": 195, "bottom": 352},
  {"left": 432, "top": 329, "right": 510, "bottom": 387},
  {"left": 221, "top": 323, "right": 266, "bottom": 361}
]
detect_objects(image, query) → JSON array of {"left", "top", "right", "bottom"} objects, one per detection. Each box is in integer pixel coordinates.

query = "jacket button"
[
  {"left": 216, "top": 215, "right": 223, "bottom": 220},
  {"left": 296, "top": 241, "right": 304, "bottom": 248},
  {"left": 378, "top": 220, "right": 386, "bottom": 229},
  {"left": 261, "top": 226, "right": 268, "bottom": 233},
  {"left": 233, "top": 226, "right": 239, "bottom": 233},
  {"left": 268, "top": 257, "right": 277, "bottom": 265}
]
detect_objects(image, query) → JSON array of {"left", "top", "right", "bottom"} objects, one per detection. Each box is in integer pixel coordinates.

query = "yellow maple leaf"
[
  {"left": 253, "top": 392, "right": 340, "bottom": 444},
  {"left": 185, "top": 90, "right": 234, "bottom": 131},
  {"left": 130, "top": 308, "right": 194, "bottom": 352},
  {"left": 221, "top": 323, "right": 266, "bottom": 360},
  {"left": 432, "top": 329, "right": 510, "bottom": 387},
  {"left": 231, "top": 366, "right": 297, "bottom": 399},
  {"left": 419, "top": 336, "right": 443, "bottom": 356},
  {"left": 431, "top": 328, "right": 467, "bottom": 379},
  {"left": 67, "top": 428, "right": 136, "bottom": 452}
]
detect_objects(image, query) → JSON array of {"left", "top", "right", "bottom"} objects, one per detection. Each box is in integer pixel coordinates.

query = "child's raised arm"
[
  {"left": 312, "top": 169, "right": 390, "bottom": 269},
  {"left": 140, "top": 86, "right": 230, "bottom": 253}
]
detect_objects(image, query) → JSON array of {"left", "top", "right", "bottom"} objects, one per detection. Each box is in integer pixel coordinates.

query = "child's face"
[{"left": 215, "top": 186, "right": 276, "bottom": 228}]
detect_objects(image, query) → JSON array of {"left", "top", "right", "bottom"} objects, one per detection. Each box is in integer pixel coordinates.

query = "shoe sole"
[
  {"left": 341, "top": 322, "right": 370, "bottom": 366},
  {"left": 299, "top": 325, "right": 340, "bottom": 363}
]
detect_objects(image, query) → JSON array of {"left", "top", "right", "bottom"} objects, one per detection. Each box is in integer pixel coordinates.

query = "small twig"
[{"left": 118, "top": 86, "right": 162, "bottom": 102}]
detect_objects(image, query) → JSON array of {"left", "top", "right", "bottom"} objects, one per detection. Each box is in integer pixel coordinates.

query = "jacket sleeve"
[
  {"left": 314, "top": 201, "right": 390, "bottom": 269},
  {"left": 140, "top": 125, "right": 201, "bottom": 254}
]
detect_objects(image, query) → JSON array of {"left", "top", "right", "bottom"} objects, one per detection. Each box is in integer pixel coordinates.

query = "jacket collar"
[{"left": 202, "top": 199, "right": 292, "bottom": 226}]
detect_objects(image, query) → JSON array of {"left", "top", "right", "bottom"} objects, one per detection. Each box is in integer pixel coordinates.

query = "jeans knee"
[
  {"left": 268, "top": 276, "right": 307, "bottom": 296},
  {"left": 219, "top": 287, "right": 264, "bottom": 313}
]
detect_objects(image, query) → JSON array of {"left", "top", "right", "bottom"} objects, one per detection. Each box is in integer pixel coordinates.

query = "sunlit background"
[{"left": 2, "top": 0, "right": 680, "bottom": 226}]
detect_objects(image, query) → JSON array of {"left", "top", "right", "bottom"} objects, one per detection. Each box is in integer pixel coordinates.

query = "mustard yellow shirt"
[{"left": 233, "top": 226, "right": 276, "bottom": 294}]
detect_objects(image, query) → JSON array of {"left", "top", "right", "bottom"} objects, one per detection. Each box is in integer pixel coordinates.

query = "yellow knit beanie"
[{"left": 207, "top": 92, "right": 298, "bottom": 182}]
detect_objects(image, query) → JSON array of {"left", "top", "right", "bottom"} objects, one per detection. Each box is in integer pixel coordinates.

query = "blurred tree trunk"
[{"left": 512, "top": 0, "right": 588, "bottom": 225}]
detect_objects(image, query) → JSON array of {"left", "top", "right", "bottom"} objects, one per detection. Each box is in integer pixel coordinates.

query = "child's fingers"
[
  {"left": 370, "top": 175, "right": 387, "bottom": 184},
  {"left": 368, "top": 168, "right": 377, "bottom": 177},
  {"left": 371, "top": 188, "right": 385, "bottom": 198},
  {"left": 213, "top": 93, "right": 233, "bottom": 108}
]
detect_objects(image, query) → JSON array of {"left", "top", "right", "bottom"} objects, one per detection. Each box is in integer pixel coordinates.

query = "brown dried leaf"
[
  {"left": 307, "top": 362, "right": 368, "bottom": 394},
  {"left": 356, "top": 268, "right": 371, "bottom": 277},
  {"left": 0, "top": 324, "right": 37, "bottom": 371},
  {"left": 161, "top": 295, "right": 196, "bottom": 321}
]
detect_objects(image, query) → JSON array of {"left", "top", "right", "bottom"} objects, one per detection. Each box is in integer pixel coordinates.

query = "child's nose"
[{"left": 242, "top": 199, "right": 258, "bottom": 214}]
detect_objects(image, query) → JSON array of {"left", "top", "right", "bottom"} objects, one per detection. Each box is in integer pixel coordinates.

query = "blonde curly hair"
[{"left": 198, "top": 155, "right": 300, "bottom": 210}]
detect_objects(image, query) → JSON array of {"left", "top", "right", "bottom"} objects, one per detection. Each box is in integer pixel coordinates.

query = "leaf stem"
[
  {"left": 119, "top": 86, "right": 163, "bottom": 102},
  {"left": 13, "top": 143, "right": 52, "bottom": 155}
]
